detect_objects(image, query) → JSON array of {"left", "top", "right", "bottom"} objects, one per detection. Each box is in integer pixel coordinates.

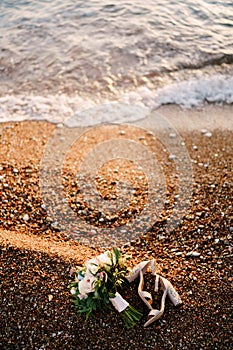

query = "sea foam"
[
  {"left": 156, "top": 75, "right": 233, "bottom": 108},
  {"left": 0, "top": 75, "right": 232, "bottom": 126}
]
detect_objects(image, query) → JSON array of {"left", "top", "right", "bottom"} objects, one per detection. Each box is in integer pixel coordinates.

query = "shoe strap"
[
  {"left": 126, "top": 259, "right": 156, "bottom": 283},
  {"left": 140, "top": 291, "right": 152, "bottom": 301}
]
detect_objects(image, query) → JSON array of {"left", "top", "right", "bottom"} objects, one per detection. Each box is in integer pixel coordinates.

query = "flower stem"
[{"left": 122, "top": 305, "right": 142, "bottom": 329}]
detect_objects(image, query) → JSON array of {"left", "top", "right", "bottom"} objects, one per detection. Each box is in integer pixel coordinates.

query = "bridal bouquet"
[{"left": 70, "top": 248, "right": 142, "bottom": 329}]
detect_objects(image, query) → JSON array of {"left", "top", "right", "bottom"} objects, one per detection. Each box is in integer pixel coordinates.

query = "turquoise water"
[{"left": 0, "top": 0, "right": 232, "bottom": 123}]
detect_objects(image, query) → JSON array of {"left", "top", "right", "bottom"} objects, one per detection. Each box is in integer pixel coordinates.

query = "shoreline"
[
  {"left": 0, "top": 98, "right": 233, "bottom": 130},
  {"left": 0, "top": 104, "right": 232, "bottom": 349},
  {"left": 156, "top": 104, "right": 233, "bottom": 131}
]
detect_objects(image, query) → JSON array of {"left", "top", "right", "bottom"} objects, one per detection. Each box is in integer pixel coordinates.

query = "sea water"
[{"left": 0, "top": 0, "right": 232, "bottom": 125}]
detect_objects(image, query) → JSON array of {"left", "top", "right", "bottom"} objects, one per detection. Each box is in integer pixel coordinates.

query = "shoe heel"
[{"left": 167, "top": 283, "right": 182, "bottom": 306}]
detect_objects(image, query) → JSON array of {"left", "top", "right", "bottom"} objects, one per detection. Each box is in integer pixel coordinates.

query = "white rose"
[
  {"left": 97, "top": 251, "right": 113, "bottom": 267},
  {"left": 78, "top": 273, "right": 97, "bottom": 295}
]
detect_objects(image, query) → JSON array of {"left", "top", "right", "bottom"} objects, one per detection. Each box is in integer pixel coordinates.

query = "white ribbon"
[{"left": 109, "top": 292, "right": 129, "bottom": 313}]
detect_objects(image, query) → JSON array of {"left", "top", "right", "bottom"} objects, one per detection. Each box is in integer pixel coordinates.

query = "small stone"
[
  {"left": 186, "top": 251, "right": 200, "bottom": 257},
  {"left": 175, "top": 252, "right": 182, "bottom": 256},
  {"left": 48, "top": 294, "right": 53, "bottom": 302},
  {"left": 56, "top": 123, "right": 64, "bottom": 128},
  {"left": 169, "top": 154, "right": 176, "bottom": 160},
  {"left": 204, "top": 132, "right": 212, "bottom": 138},
  {"left": 169, "top": 133, "right": 176, "bottom": 138},
  {"left": 119, "top": 130, "right": 125, "bottom": 135},
  {"left": 23, "top": 214, "right": 30, "bottom": 221}
]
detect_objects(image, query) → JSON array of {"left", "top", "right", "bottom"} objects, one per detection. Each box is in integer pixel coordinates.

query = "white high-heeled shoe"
[
  {"left": 143, "top": 275, "right": 182, "bottom": 327},
  {"left": 126, "top": 260, "right": 182, "bottom": 327}
]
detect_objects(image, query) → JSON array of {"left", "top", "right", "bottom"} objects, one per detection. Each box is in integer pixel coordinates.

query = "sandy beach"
[{"left": 0, "top": 104, "right": 232, "bottom": 349}]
